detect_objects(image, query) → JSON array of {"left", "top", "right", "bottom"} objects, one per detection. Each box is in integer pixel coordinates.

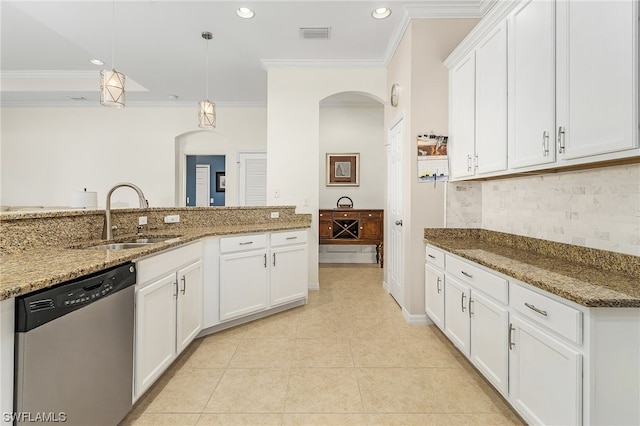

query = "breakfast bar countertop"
[
  {"left": 424, "top": 228, "right": 640, "bottom": 308},
  {"left": 1, "top": 221, "right": 310, "bottom": 301}
]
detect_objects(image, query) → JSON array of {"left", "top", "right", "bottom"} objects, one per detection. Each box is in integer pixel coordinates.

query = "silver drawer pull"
[
  {"left": 508, "top": 323, "right": 515, "bottom": 350},
  {"left": 286, "top": 236, "right": 298, "bottom": 240},
  {"left": 428, "top": 254, "right": 436, "bottom": 259},
  {"left": 239, "top": 241, "right": 254, "bottom": 245},
  {"left": 461, "top": 270, "right": 473, "bottom": 279},
  {"left": 525, "top": 302, "right": 548, "bottom": 317}
]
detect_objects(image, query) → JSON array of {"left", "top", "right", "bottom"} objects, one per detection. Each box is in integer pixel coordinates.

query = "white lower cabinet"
[
  {"left": 219, "top": 229, "right": 308, "bottom": 323},
  {"left": 134, "top": 242, "right": 203, "bottom": 401},
  {"left": 426, "top": 243, "right": 640, "bottom": 425},
  {"left": 509, "top": 314, "right": 582, "bottom": 425},
  {"left": 219, "top": 247, "right": 268, "bottom": 321},
  {"left": 424, "top": 264, "right": 445, "bottom": 330}
]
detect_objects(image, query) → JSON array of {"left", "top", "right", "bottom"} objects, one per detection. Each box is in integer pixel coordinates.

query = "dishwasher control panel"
[{"left": 15, "top": 263, "right": 136, "bottom": 332}]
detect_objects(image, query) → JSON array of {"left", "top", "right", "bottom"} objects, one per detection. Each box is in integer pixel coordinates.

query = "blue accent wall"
[{"left": 186, "top": 155, "right": 226, "bottom": 206}]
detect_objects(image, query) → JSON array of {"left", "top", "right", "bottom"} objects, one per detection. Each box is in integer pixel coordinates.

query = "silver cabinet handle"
[
  {"left": 239, "top": 241, "right": 253, "bottom": 245},
  {"left": 436, "top": 276, "right": 441, "bottom": 294},
  {"left": 272, "top": 253, "right": 276, "bottom": 267},
  {"left": 557, "top": 126, "right": 565, "bottom": 153},
  {"left": 525, "top": 302, "right": 548, "bottom": 317},
  {"left": 469, "top": 298, "right": 474, "bottom": 317},
  {"left": 180, "top": 276, "right": 186, "bottom": 295},
  {"left": 264, "top": 253, "right": 267, "bottom": 268},
  {"left": 395, "top": 220, "right": 403, "bottom": 226},
  {"left": 173, "top": 281, "right": 178, "bottom": 298},
  {"left": 509, "top": 323, "right": 515, "bottom": 350},
  {"left": 461, "top": 270, "right": 473, "bottom": 279},
  {"left": 286, "top": 236, "right": 297, "bottom": 240},
  {"left": 542, "top": 131, "right": 550, "bottom": 156},
  {"left": 428, "top": 254, "right": 436, "bottom": 259},
  {"left": 461, "top": 293, "right": 467, "bottom": 312}
]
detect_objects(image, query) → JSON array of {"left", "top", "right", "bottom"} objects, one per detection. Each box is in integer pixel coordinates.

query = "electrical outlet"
[
  {"left": 164, "top": 215, "right": 180, "bottom": 223},
  {"left": 274, "top": 189, "right": 280, "bottom": 198},
  {"left": 138, "top": 216, "right": 147, "bottom": 225},
  {"left": 303, "top": 197, "right": 310, "bottom": 207},
  {"left": 270, "top": 212, "right": 280, "bottom": 219}
]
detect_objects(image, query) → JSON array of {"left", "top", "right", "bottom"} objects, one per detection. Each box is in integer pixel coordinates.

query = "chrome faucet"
[{"left": 103, "top": 182, "right": 149, "bottom": 240}]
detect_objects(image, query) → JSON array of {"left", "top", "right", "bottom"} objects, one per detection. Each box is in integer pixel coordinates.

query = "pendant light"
[
  {"left": 100, "top": 0, "right": 125, "bottom": 107},
  {"left": 198, "top": 31, "right": 216, "bottom": 129}
]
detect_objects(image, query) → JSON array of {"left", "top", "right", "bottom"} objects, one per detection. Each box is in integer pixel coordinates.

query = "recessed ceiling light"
[
  {"left": 90, "top": 59, "right": 104, "bottom": 66},
  {"left": 371, "top": 7, "right": 391, "bottom": 19},
  {"left": 236, "top": 7, "right": 255, "bottom": 19}
]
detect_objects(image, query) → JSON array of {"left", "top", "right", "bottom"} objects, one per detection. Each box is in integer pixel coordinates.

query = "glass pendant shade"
[
  {"left": 198, "top": 100, "right": 216, "bottom": 129},
  {"left": 100, "top": 69, "right": 126, "bottom": 108}
]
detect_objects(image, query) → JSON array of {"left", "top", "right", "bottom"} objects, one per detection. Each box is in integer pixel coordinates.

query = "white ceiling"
[{"left": 1, "top": 0, "right": 488, "bottom": 107}]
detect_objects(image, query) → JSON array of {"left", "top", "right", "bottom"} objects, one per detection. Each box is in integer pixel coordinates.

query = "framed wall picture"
[
  {"left": 326, "top": 153, "right": 359, "bottom": 186},
  {"left": 216, "top": 171, "right": 226, "bottom": 192}
]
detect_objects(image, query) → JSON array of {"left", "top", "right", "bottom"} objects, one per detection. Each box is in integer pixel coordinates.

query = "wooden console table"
[{"left": 318, "top": 209, "right": 384, "bottom": 268}]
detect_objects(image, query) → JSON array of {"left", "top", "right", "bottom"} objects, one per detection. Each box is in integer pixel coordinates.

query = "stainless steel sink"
[
  {"left": 86, "top": 242, "right": 154, "bottom": 250},
  {"left": 120, "top": 237, "right": 174, "bottom": 244}
]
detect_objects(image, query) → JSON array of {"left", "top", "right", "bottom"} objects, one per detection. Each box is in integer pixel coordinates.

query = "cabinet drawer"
[
  {"left": 137, "top": 241, "right": 202, "bottom": 284},
  {"left": 511, "top": 283, "right": 582, "bottom": 345},
  {"left": 334, "top": 211, "right": 358, "bottom": 219},
  {"left": 425, "top": 245, "right": 445, "bottom": 269},
  {"left": 446, "top": 255, "right": 508, "bottom": 304},
  {"left": 361, "top": 211, "right": 382, "bottom": 219},
  {"left": 271, "top": 229, "right": 308, "bottom": 247},
  {"left": 220, "top": 233, "right": 267, "bottom": 254}
]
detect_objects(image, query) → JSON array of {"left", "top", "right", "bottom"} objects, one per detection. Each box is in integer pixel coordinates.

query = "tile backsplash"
[{"left": 446, "top": 163, "right": 640, "bottom": 256}]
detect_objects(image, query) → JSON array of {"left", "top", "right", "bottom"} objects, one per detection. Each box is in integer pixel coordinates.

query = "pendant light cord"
[
  {"left": 205, "top": 38, "right": 209, "bottom": 100},
  {"left": 111, "top": 0, "right": 116, "bottom": 69}
]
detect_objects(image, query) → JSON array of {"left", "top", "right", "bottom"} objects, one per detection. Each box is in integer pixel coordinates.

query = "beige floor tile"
[
  {"left": 119, "top": 412, "right": 201, "bottom": 425},
  {"left": 243, "top": 310, "right": 300, "bottom": 338},
  {"left": 292, "top": 338, "right": 354, "bottom": 368},
  {"left": 351, "top": 338, "right": 464, "bottom": 368},
  {"left": 282, "top": 413, "right": 368, "bottom": 425},
  {"left": 196, "top": 413, "right": 283, "bottom": 425},
  {"left": 144, "top": 368, "right": 223, "bottom": 413},
  {"left": 204, "top": 368, "right": 290, "bottom": 413},
  {"left": 228, "top": 338, "right": 295, "bottom": 368},
  {"left": 284, "top": 368, "right": 363, "bottom": 413},
  {"left": 296, "top": 317, "right": 353, "bottom": 339},
  {"left": 366, "top": 413, "right": 452, "bottom": 425},
  {"left": 183, "top": 335, "right": 242, "bottom": 369}
]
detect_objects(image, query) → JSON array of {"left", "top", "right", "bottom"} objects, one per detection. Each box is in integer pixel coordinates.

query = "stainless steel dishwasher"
[{"left": 14, "top": 262, "right": 136, "bottom": 426}]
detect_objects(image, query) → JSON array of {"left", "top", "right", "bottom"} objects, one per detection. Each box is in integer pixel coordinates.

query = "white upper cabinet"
[
  {"left": 555, "top": 0, "right": 638, "bottom": 160},
  {"left": 508, "top": 0, "right": 557, "bottom": 169},
  {"left": 449, "top": 51, "right": 477, "bottom": 179},
  {"left": 476, "top": 20, "right": 508, "bottom": 174}
]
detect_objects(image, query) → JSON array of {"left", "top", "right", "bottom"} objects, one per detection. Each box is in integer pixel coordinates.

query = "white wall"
[
  {"left": 447, "top": 163, "right": 640, "bottom": 256},
  {"left": 0, "top": 106, "right": 267, "bottom": 208},
  {"left": 266, "top": 67, "right": 387, "bottom": 288},
  {"left": 319, "top": 102, "right": 385, "bottom": 210},
  {"left": 385, "top": 18, "right": 478, "bottom": 318}
]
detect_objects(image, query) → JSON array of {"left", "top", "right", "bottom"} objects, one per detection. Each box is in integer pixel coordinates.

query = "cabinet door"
[
  {"left": 135, "top": 273, "right": 177, "bottom": 399},
  {"left": 508, "top": 0, "right": 556, "bottom": 168},
  {"left": 360, "top": 214, "right": 382, "bottom": 240},
  {"left": 319, "top": 218, "right": 332, "bottom": 240},
  {"left": 219, "top": 250, "right": 268, "bottom": 321},
  {"left": 444, "top": 276, "right": 470, "bottom": 356},
  {"left": 449, "top": 51, "right": 476, "bottom": 179},
  {"left": 470, "top": 291, "right": 509, "bottom": 396},
  {"left": 509, "top": 315, "right": 582, "bottom": 425},
  {"left": 556, "top": 0, "right": 637, "bottom": 159},
  {"left": 475, "top": 20, "right": 508, "bottom": 175},
  {"left": 270, "top": 244, "right": 308, "bottom": 307},
  {"left": 425, "top": 264, "right": 445, "bottom": 330},
  {"left": 176, "top": 261, "right": 203, "bottom": 354}
]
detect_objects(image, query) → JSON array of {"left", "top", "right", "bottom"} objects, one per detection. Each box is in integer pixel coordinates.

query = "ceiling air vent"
[{"left": 299, "top": 27, "right": 331, "bottom": 40}]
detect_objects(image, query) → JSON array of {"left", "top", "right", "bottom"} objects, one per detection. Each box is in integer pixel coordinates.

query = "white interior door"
[
  {"left": 195, "top": 164, "right": 210, "bottom": 207},
  {"left": 387, "top": 116, "right": 404, "bottom": 306}
]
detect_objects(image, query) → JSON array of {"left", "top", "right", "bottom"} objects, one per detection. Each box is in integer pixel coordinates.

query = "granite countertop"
[
  {"left": 0, "top": 222, "right": 310, "bottom": 301},
  {"left": 424, "top": 229, "right": 640, "bottom": 308}
]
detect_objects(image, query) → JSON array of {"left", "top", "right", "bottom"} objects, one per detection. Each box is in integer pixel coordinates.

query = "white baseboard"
[
  {"left": 402, "top": 307, "right": 430, "bottom": 325},
  {"left": 382, "top": 280, "right": 390, "bottom": 292},
  {"left": 308, "top": 281, "right": 319, "bottom": 291}
]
